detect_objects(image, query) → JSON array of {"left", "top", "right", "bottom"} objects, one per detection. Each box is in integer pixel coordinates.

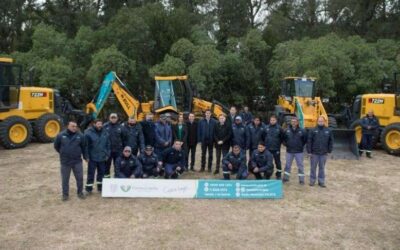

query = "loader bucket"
[{"left": 331, "top": 128, "right": 359, "bottom": 160}]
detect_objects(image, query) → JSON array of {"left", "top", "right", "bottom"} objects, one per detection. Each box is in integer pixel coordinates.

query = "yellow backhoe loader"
[{"left": 274, "top": 76, "right": 359, "bottom": 159}]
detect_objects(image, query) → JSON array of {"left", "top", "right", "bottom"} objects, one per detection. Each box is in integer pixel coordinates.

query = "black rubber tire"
[
  {"left": 34, "top": 113, "right": 62, "bottom": 143},
  {"left": 350, "top": 119, "right": 379, "bottom": 148},
  {"left": 380, "top": 123, "right": 400, "bottom": 155},
  {"left": 0, "top": 116, "right": 33, "bottom": 149},
  {"left": 328, "top": 116, "right": 338, "bottom": 129}
]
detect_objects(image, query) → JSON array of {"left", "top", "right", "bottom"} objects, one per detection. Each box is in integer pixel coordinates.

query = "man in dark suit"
[
  {"left": 186, "top": 113, "right": 198, "bottom": 171},
  {"left": 197, "top": 110, "right": 217, "bottom": 172}
]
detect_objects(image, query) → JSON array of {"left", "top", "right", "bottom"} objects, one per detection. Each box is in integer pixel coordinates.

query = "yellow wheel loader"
[
  {"left": 274, "top": 76, "right": 359, "bottom": 159},
  {"left": 0, "top": 57, "right": 63, "bottom": 149},
  {"left": 345, "top": 73, "right": 400, "bottom": 155}
]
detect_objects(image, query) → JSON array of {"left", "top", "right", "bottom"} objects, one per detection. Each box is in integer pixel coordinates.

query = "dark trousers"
[
  {"left": 187, "top": 144, "right": 197, "bottom": 169},
  {"left": 360, "top": 134, "right": 373, "bottom": 152},
  {"left": 201, "top": 142, "right": 213, "bottom": 170},
  {"left": 269, "top": 149, "right": 282, "bottom": 178},
  {"left": 215, "top": 144, "right": 229, "bottom": 171},
  {"left": 250, "top": 166, "right": 273, "bottom": 180},
  {"left": 165, "top": 163, "right": 184, "bottom": 179},
  {"left": 61, "top": 162, "right": 83, "bottom": 196},
  {"left": 105, "top": 151, "right": 119, "bottom": 178},
  {"left": 222, "top": 165, "right": 248, "bottom": 180},
  {"left": 86, "top": 161, "right": 106, "bottom": 192},
  {"left": 143, "top": 167, "right": 161, "bottom": 178}
]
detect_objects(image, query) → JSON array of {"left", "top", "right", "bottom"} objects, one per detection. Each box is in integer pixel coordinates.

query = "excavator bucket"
[{"left": 331, "top": 128, "right": 359, "bottom": 160}]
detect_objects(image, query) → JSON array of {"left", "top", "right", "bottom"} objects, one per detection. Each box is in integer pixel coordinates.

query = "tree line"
[{"left": 1, "top": 0, "right": 399, "bottom": 111}]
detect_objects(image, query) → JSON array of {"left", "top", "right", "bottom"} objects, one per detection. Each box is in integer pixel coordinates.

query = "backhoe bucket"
[{"left": 331, "top": 128, "right": 359, "bottom": 160}]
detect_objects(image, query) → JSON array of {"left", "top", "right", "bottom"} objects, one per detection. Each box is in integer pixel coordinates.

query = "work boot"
[
  {"left": 62, "top": 195, "right": 69, "bottom": 201},
  {"left": 299, "top": 180, "right": 305, "bottom": 185},
  {"left": 359, "top": 150, "right": 363, "bottom": 156},
  {"left": 78, "top": 193, "right": 86, "bottom": 200},
  {"left": 309, "top": 182, "right": 315, "bottom": 187},
  {"left": 276, "top": 175, "right": 281, "bottom": 180},
  {"left": 207, "top": 167, "right": 212, "bottom": 173},
  {"left": 366, "top": 152, "right": 372, "bottom": 158},
  {"left": 213, "top": 169, "right": 220, "bottom": 175},
  {"left": 223, "top": 173, "right": 230, "bottom": 180},
  {"left": 318, "top": 183, "right": 327, "bottom": 188},
  {"left": 200, "top": 167, "right": 205, "bottom": 172}
]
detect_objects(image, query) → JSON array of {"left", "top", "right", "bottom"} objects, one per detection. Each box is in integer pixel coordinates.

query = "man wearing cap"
[
  {"left": 138, "top": 145, "right": 163, "bottom": 178},
  {"left": 197, "top": 110, "right": 217, "bottom": 172},
  {"left": 162, "top": 140, "right": 186, "bottom": 179},
  {"left": 246, "top": 116, "right": 266, "bottom": 158},
  {"left": 140, "top": 113, "right": 156, "bottom": 147},
  {"left": 213, "top": 114, "right": 232, "bottom": 174},
  {"left": 154, "top": 114, "right": 173, "bottom": 158},
  {"left": 249, "top": 142, "right": 274, "bottom": 179},
  {"left": 232, "top": 116, "right": 247, "bottom": 150},
  {"left": 122, "top": 117, "right": 145, "bottom": 156},
  {"left": 282, "top": 117, "right": 308, "bottom": 185},
  {"left": 222, "top": 144, "right": 248, "bottom": 180},
  {"left": 115, "top": 146, "right": 143, "bottom": 178},
  {"left": 104, "top": 113, "right": 126, "bottom": 178},
  {"left": 307, "top": 116, "right": 334, "bottom": 188}
]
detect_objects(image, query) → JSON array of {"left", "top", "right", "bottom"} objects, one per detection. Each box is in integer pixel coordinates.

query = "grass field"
[{"left": 0, "top": 143, "right": 399, "bottom": 249}]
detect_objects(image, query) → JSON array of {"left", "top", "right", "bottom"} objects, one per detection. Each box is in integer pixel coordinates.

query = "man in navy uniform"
[
  {"left": 359, "top": 110, "right": 380, "bottom": 158},
  {"left": 162, "top": 140, "right": 186, "bottom": 179},
  {"left": 249, "top": 142, "right": 274, "bottom": 180},
  {"left": 138, "top": 145, "right": 163, "bottom": 178},
  {"left": 115, "top": 146, "right": 143, "bottom": 178},
  {"left": 222, "top": 144, "right": 248, "bottom": 180},
  {"left": 264, "top": 115, "right": 284, "bottom": 179}
]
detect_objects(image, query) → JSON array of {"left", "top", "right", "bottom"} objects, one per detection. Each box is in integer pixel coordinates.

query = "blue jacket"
[
  {"left": 250, "top": 149, "right": 273, "bottom": 172},
  {"left": 222, "top": 151, "right": 247, "bottom": 170},
  {"left": 138, "top": 152, "right": 160, "bottom": 172},
  {"left": 115, "top": 155, "right": 142, "bottom": 178},
  {"left": 84, "top": 126, "right": 111, "bottom": 162},
  {"left": 54, "top": 129, "right": 85, "bottom": 165},
  {"left": 197, "top": 118, "right": 217, "bottom": 144},
  {"left": 232, "top": 123, "right": 247, "bottom": 149},
  {"left": 103, "top": 122, "right": 126, "bottom": 153},
  {"left": 140, "top": 120, "right": 156, "bottom": 147},
  {"left": 240, "top": 111, "right": 253, "bottom": 125},
  {"left": 307, "top": 126, "right": 334, "bottom": 155},
  {"left": 162, "top": 147, "right": 186, "bottom": 167},
  {"left": 264, "top": 124, "right": 284, "bottom": 151},
  {"left": 154, "top": 121, "right": 173, "bottom": 148},
  {"left": 361, "top": 115, "right": 380, "bottom": 135},
  {"left": 283, "top": 126, "right": 307, "bottom": 153},
  {"left": 122, "top": 122, "right": 145, "bottom": 151},
  {"left": 246, "top": 123, "right": 266, "bottom": 150}
]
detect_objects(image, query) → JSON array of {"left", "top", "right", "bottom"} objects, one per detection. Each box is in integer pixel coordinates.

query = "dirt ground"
[{"left": 0, "top": 143, "right": 399, "bottom": 250}]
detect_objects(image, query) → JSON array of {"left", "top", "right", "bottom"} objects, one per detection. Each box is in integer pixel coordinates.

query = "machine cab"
[
  {"left": 0, "top": 58, "right": 22, "bottom": 111},
  {"left": 281, "top": 77, "right": 316, "bottom": 99},
  {"left": 153, "top": 75, "right": 193, "bottom": 114}
]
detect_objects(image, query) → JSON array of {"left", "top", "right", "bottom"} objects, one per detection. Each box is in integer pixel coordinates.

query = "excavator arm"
[
  {"left": 192, "top": 97, "right": 229, "bottom": 118},
  {"left": 85, "top": 71, "right": 141, "bottom": 120}
]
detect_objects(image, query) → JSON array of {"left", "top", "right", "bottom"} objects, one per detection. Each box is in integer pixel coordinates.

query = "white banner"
[{"left": 102, "top": 178, "right": 198, "bottom": 198}]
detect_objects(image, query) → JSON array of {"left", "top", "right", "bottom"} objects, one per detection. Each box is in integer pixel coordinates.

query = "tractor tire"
[
  {"left": 328, "top": 116, "right": 338, "bottom": 129},
  {"left": 282, "top": 115, "right": 296, "bottom": 129},
  {"left": 350, "top": 119, "right": 379, "bottom": 148},
  {"left": 34, "top": 113, "right": 62, "bottom": 143},
  {"left": 0, "top": 116, "right": 33, "bottom": 149},
  {"left": 380, "top": 123, "right": 400, "bottom": 155}
]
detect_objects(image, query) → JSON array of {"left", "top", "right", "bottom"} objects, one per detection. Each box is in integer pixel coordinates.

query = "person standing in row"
[
  {"left": 84, "top": 119, "right": 111, "bottom": 193},
  {"left": 197, "top": 110, "right": 216, "bottom": 172},
  {"left": 54, "top": 120, "right": 86, "bottom": 201},
  {"left": 282, "top": 117, "right": 307, "bottom": 185},
  {"left": 141, "top": 112, "right": 156, "bottom": 147},
  {"left": 240, "top": 106, "right": 253, "bottom": 126},
  {"left": 154, "top": 114, "right": 173, "bottom": 158},
  {"left": 232, "top": 116, "right": 247, "bottom": 150},
  {"left": 307, "top": 116, "right": 334, "bottom": 188},
  {"left": 122, "top": 117, "right": 145, "bottom": 156},
  {"left": 186, "top": 113, "right": 198, "bottom": 171},
  {"left": 359, "top": 110, "right": 380, "bottom": 158},
  {"left": 213, "top": 114, "right": 232, "bottom": 175},
  {"left": 246, "top": 116, "right": 266, "bottom": 158},
  {"left": 226, "top": 106, "right": 238, "bottom": 127},
  {"left": 103, "top": 113, "right": 125, "bottom": 178},
  {"left": 264, "top": 115, "right": 284, "bottom": 179}
]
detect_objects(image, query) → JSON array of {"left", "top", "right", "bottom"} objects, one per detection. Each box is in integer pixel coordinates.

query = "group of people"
[{"left": 54, "top": 105, "right": 343, "bottom": 201}]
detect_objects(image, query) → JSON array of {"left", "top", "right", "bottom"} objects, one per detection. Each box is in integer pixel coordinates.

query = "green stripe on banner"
[{"left": 196, "top": 180, "right": 283, "bottom": 199}]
